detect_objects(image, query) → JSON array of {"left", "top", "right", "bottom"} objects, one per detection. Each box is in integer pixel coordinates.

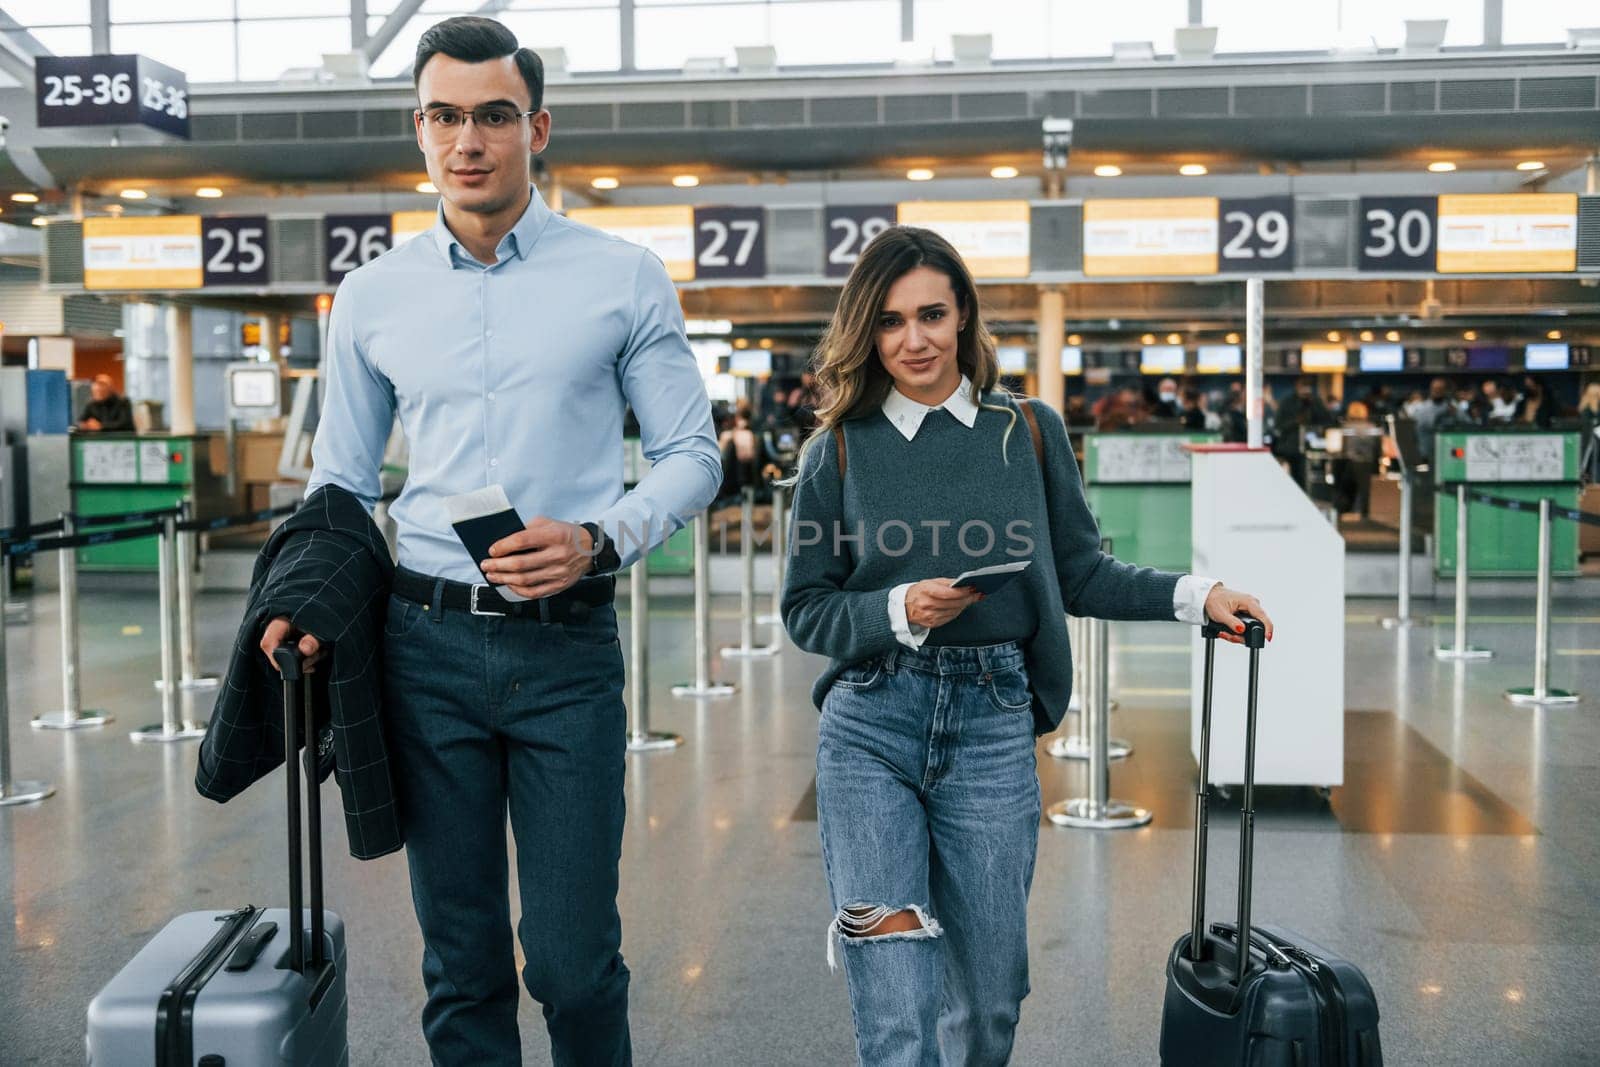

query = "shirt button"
[
  {"left": 490, "top": 458, "right": 499, "bottom": 468},
  {"left": 485, "top": 329, "right": 494, "bottom": 339},
  {"left": 487, "top": 392, "right": 496, "bottom": 401}
]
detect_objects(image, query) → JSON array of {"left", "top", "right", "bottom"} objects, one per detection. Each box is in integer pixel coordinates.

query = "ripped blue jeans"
[{"left": 817, "top": 641, "right": 1041, "bottom": 1067}]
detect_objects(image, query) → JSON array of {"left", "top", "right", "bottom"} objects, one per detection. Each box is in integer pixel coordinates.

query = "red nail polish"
[{"left": 1235, "top": 625, "right": 1244, "bottom": 633}]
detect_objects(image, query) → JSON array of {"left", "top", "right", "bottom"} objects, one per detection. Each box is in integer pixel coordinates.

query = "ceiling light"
[
  {"left": 1327, "top": 331, "right": 1342, "bottom": 342},
  {"left": 31, "top": 216, "right": 48, "bottom": 226},
  {"left": 1516, "top": 160, "right": 1545, "bottom": 172},
  {"left": 120, "top": 188, "right": 148, "bottom": 200},
  {"left": 1547, "top": 330, "right": 1561, "bottom": 340},
  {"left": 733, "top": 337, "right": 749, "bottom": 349},
  {"left": 591, "top": 176, "right": 620, "bottom": 190},
  {"left": 1427, "top": 161, "right": 1456, "bottom": 173},
  {"left": 672, "top": 174, "right": 700, "bottom": 188},
  {"left": 415, "top": 181, "right": 437, "bottom": 194},
  {"left": 990, "top": 165, "right": 1019, "bottom": 179},
  {"left": 194, "top": 187, "right": 223, "bottom": 198},
  {"left": 1462, "top": 330, "right": 1478, "bottom": 341},
  {"left": 1225, "top": 332, "right": 1240, "bottom": 344},
  {"left": 1140, "top": 333, "right": 1156, "bottom": 345},
  {"left": 1067, "top": 334, "right": 1082, "bottom": 345},
  {"left": 1166, "top": 333, "right": 1182, "bottom": 344},
  {"left": 1179, "top": 164, "right": 1208, "bottom": 176},
  {"left": 1359, "top": 330, "right": 1374, "bottom": 342},
  {"left": 759, "top": 338, "right": 774, "bottom": 350},
  {"left": 1385, "top": 330, "right": 1400, "bottom": 342},
  {"left": 1094, "top": 165, "right": 1123, "bottom": 177},
  {"left": 11, "top": 192, "right": 38, "bottom": 204},
  {"left": 906, "top": 168, "right": 935, "bottom": 181}
]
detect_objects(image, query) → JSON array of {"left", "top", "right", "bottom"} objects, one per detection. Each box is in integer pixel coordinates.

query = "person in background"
[
  {"left": 1153, "top": 376, "right": 1183, "bottom": 419},
  {"left": 1362, "top": 384, "right": 1395, "bottom": 420},
  {"left": 785, "top": 369, "right": 822, "bottom": 440},
  {"left": 1179, "top": 386, "right": 1210, "bottom": 432},
  {"left": 1219, "top": 386, "right": 1248, "bottom": 443},
  {"left": 1483, "top": 378, "right": 1519, "bottom": 422},
  {"left": 78, "top": 374, "right": 135, "bottom": 432},
  {"left": 718, "top": 403, "right": 763, "bottom": 502},
  {"left": 1336, "top": 399, "right": 1379, "bottom": 518},
  {"left": 1410, "top": 378, "right": 1455, "bottom": 463},
  {"left": 1578, "top": 382, "right": 1600, "bottom": 483},
  {"left": 1518, "top": 376, "right": 1555, "bottom": 428},
  {"left": 1271, "top": 376, "right": 1334, "bottom": 487}
]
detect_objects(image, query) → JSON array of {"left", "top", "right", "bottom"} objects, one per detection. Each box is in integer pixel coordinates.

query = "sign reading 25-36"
[{"left": 36, "top": 55, "right": 190, "bottom": 139}]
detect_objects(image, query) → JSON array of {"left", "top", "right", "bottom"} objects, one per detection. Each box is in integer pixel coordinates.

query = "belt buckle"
[{"left": 470, "top": 584, "right": 507, "bottom": 616}]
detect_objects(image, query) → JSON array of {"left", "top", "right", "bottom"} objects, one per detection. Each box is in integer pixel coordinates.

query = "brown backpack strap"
[
  {"left": 832, "top": 423, "right": 847, "bottom": 479},
  {"left": 1019, "top": 398, "right": 1045, "bottom": 470}
]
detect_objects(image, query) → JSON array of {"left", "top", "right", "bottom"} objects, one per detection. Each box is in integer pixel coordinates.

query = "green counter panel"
[
  {"left": 648, "top": 524, "right": 695, "bottom": 576},
  {"left": 71, "top": 435, "right": 202, "bottom": 572},
  {"left": 1082, "top": 433, "right": 1216, "bottom": 571},
  {"left": 72, "top": 485, "right": 188, "bottom": 570},
  {"left": 1433, "top": 430, "right": 1582, "bottom": 578}
]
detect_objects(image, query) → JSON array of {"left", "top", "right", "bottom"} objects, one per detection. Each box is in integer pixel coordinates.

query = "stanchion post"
[
  {"left": 720, "top": 486, "right": 778, "bottom": 659},
  {"left": 1506, "top": 497, "right": 1580, "bottom": 706},
  {"left": 1381, "top": 474, "right": 1417, "bottom": 629},
  {"left": 0, "top": 543, "right": 54, "bottom": 805},
  {"left": 1435, "top": 484, "right": 1492, "bottom": 660},
  {"left": 1047, "top": 613, "right": 1130, "bottom": 762},
  {"left": 627, "top": 550, "right": 682, "bottom": 751},
  {"left": 757, "top": 483, "right": 785, "bottom": 626},
  {"left": 132, "top": 516, "right": 207, "bottom": 744},
  {"left": 170, "top": 500, "right": 218, "bottom": 690},
  {"left": 672, "top": 511, "right": 735, "bottom": 699},
  {"left": 32, "top": 512, "right": 110, "bottom": 731},
  {"left": 1046, "top": 616, "right": 1151, "bottom": 829}
]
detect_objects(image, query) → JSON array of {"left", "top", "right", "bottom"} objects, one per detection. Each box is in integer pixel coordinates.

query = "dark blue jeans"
[{"left": 383, "top": 585, "right": 631, "bottom": 1067}]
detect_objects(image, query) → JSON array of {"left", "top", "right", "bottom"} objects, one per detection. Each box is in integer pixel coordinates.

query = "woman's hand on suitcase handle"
[
  {"left": 261, "top": 615, "right": 327, "bottom": 674},
  {"left": 1202, "top": 586, "right": 1274, "bottom": 645},
  {"left": 905, "top": 578, "right": 984, "bottom": 630}
]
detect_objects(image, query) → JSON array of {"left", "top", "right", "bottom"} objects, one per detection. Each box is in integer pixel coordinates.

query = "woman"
[
  {"left": 1579, "top": 382, "right": 1600, "bottom": 483},
  {"left": 780, "top": 226, "right": 1273, "bottom": 1066}
]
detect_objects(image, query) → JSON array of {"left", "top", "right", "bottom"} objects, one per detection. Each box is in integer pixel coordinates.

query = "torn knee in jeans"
[{"left": 826, "top": 903, "right": 942, "bottom": 970}]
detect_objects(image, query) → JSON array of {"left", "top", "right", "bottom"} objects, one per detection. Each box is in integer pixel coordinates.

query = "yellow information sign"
[
  {"left": 896, "top": 200, "right": 1030, "bottom": 278},
  {"left": 83, "top": 216, "right": 202, "bottom": 290},
  {"left": 391, "top": 210, "right": 436, "bottom": 247},
  {"left": 566, "top": 205, "right": 696, "bottom": 281},
  {"left": 1436, "top": 193, "right": 1577, "bottom": 274},
  {"left": 1083, "top": 198, "right": 1218, "bottom": 277}
]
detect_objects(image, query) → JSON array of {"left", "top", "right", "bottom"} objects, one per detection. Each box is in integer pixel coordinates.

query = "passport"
[{"left": 444, "top": 485, "right": 530, "bottom": 602}]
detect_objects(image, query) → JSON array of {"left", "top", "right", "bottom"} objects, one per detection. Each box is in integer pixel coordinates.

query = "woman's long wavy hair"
[{"left": 791, "top": 226, "right": 1016, "bottom": 482}]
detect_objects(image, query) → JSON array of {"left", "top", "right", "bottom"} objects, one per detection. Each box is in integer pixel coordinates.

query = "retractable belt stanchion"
[
  {"left": 672, "top": 511, "right": 735, "bottom": 699},
  {"left": 1047, "top": 615, "right": 1151, "bottom": 829},
  {"left": 1435, "top": 483, "right": 1493, "bottom": 661},
  {"left": 757, "top": 482, "right": 786, "bottom": 627},
  {"left": 1381, "top": 473, "right": 1417, "bottom": 630},
  {"left": 131, "top": 514, "right": 207, "bottom": 744},
  {"left": 156, "top": 500, "right": 218, "bottom": 691},
  {"left": 627, "top": 551, "right": 682, "bottom": 752},
  {"left": 720, "top": 485, "right": 778, "bottom": 659},
  {"left": 1505, "top": 497, "right": 1581, "bottom": 706},
  {"left": 1048, "top": 610, "right": 1128, "bottom": 762},
  {"left": 31, "top": 512, "right": 111, "bottom": 731},
  {"left": 0, "top": 541, "right": 54, "bottom": 806}
]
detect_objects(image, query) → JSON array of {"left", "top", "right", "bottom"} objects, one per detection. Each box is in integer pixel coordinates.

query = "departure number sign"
[
  {"left": 693, "top": 206, "right": 765, "bottom": 280},
  {"left": 36, "top": 55, "right": 190, "bottom": 138},
  {"left": 203, "top": 216, "right": 269, "bottom": 287},
  {"left": 825, "top": 205, "right": 895, "bottom": 278},
  {"left": 1359, "top": 196, "right": 1437, "bottom": 272},
  {"left": 1218, "top": 197, "right": 1294, "bottom": 272},
  {"left": 324, "top": 215, "right": 392, "bottom": 284}
]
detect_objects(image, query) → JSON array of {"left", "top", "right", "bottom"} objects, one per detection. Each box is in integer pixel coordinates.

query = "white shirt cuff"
[
  {"left": 888, "top": 583, "right": 931, "bottom": 649},
  {"left": 1174, "top": 575, "right": 1221, "bottom": 626}
]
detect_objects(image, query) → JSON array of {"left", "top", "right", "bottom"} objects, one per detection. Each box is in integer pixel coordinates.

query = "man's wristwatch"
[{"left": 579, "top": 521, "right": 621, "bottom": 576}]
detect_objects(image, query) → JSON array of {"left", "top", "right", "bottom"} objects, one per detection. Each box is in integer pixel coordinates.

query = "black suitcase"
[
  {"left": 88, "top": 647, "right": 348, "bottom": 1065},
  {"left": 1158, "top": 615, "right": 1382, "bottom": 1066}
]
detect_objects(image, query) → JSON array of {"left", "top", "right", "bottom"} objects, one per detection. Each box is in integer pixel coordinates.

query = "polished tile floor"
[{"left": 1, "top": 583, "right": 1597, "bottom": 1065}]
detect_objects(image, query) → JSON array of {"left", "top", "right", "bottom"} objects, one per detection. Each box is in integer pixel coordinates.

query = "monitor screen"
[
  {"left": 997, "top": 346, "right": 1028, "bottom": 374},
  {"left": 728, "top": 350, "right": 772, "bottom": 377},
  {"left": 1195, "top": 344, "right": 1241, "bottom": 373},
  {"left": 1524, "top": 342, "right": 1570, "bottom": 370},
  {"left": 1466, "top": 346, "right": 1510, "bottom": 371},
  {"left": 1358, "top": 343, "right": 1404, "bottom": 372},
  {"left": 1140, "top": 345, "right": 1186, "bottom": 374},
  {"left": 1300, "top": 343, "right": 1348, "bottom": 372},
  {"left": 229, "top": 368, "right": 279, "bottom": 408},
  {"left": 1060, "top": 346, "right": 1083, "bottom": 375}
]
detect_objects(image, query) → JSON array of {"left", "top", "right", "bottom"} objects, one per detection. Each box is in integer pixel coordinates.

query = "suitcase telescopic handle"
[
  {"left": 1189, "top": 612, "right": 1267, "bottom": 989},
  {"left": 269, "top": 644, "right": 326, "bottom": 976}
]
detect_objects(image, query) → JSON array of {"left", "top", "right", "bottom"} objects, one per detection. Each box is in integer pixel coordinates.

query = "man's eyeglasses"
[{"left": 416, "top": 105, "right": 535, "bottom": 138}]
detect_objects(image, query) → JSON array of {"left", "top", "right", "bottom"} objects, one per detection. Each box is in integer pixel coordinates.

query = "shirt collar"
[
  {"left": 881, "top": 375, "right": 980, "bottom": 441},
  {"left": 429, "top": 184, "right": 552, "bottom": 267}
]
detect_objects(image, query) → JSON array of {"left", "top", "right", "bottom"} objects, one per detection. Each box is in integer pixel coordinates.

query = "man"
[
  {"left": 1272, "top": 376, "right": 1334, "bottom": 488},
  {"left": 78, "top": 373, "right": 135, "bottom": 431},
  {"left": 261, "top": 17, "right": 721, "bottom": 1065},
  {"left": 1153, "top": 375, "right": 1183, "bottom": 419},
  {"left": 1411, "top": 377, "right": 1455, "bottom": 461}
]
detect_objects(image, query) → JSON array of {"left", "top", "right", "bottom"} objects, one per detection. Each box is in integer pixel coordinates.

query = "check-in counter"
[
  {"left": 70, "top": 432, "right": 230, "bottom": 571},
  {"left": 1082, "top": 430, "right": 1218, "bottom": 570},
  {"left": 1433, "top": 429, "right": 1582, "bottom": 578}
]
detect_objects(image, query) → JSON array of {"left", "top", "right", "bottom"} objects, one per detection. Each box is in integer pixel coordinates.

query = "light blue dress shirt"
[{"left": 308, "top": 186, "right": 723, "bottom": 582}]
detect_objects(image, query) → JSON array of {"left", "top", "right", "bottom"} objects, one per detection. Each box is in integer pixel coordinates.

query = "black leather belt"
[{"left": 392, "top": 566, "right": 614, "bottom": 622}]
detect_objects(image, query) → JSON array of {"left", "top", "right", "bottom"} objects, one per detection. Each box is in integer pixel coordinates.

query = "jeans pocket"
[
  {"left": 832, "top": 658, "right": 885, "bottom": 692},
  {"left": 985, "top": 663, "right": 1032, "bottom": 712},
  {"left": 384, "top": 596, "right": 427, "bottom": 638},
  {"left": 558, "top": 608, "right": 619, "bottom": 647}
]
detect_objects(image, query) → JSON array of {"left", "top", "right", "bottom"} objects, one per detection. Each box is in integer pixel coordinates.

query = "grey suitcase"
[{"left": 87, "top": 648, "right": 348, "bottom": 1065}]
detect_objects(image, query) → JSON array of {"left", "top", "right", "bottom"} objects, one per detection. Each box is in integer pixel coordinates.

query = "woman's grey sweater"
[{"left": 781, "top": 393, "right": 1181, "bottom": 735}]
